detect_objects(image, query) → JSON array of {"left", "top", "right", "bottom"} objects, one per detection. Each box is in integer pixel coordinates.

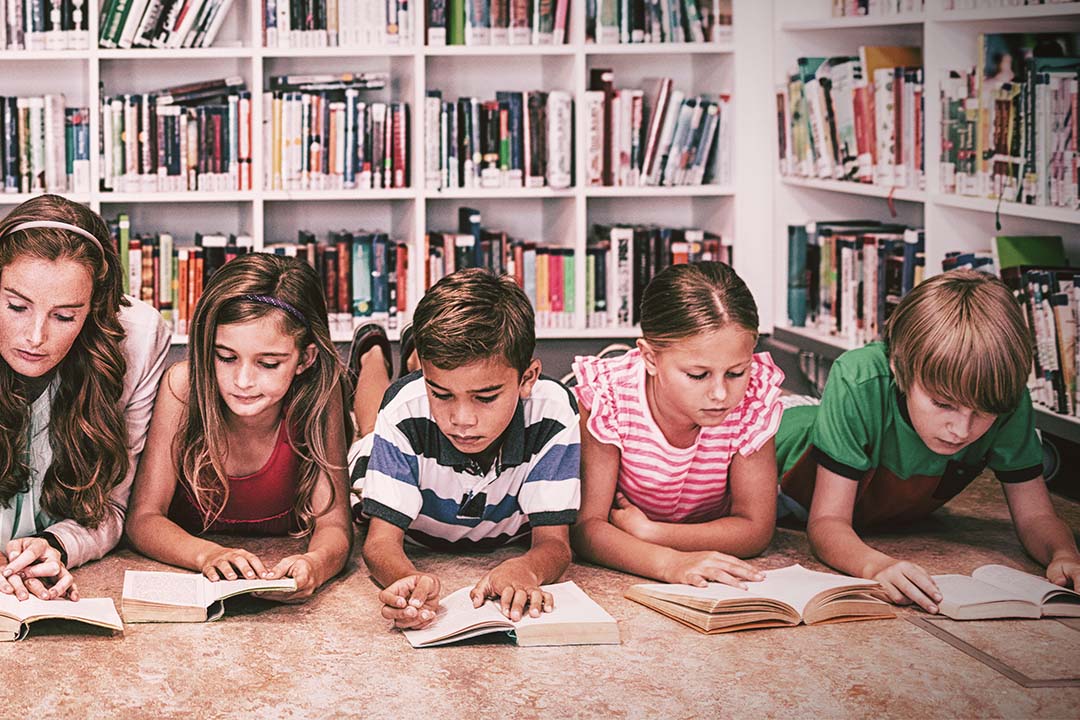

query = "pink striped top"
[{"left": 572, "top": 349, "right": 784, "bottom": 523}]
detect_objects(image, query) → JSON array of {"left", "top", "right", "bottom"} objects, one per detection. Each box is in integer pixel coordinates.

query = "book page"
[
  {"left": 205, "top": 576, "right": 299, "bottom": 605},
  {"left": 633, "top": 564, "right": 878, "bottom": 616},
  {"left": 0, "top": 592, "right": 123, "bottom": 629},
  {"left": 933, "top": 574, "right": 1026, "bottom": 606},
  {"left": 402, "top": 586, "right": 510, "bottom": 648},
  {"left": 512, "top": 581, "right": 617, "bottom": 630},
  {"left": 122, "top": 570, "right": 203, "bottom": 608},
  {"left": 972, "top": 565, "right": 1079, "bottom": 606}
]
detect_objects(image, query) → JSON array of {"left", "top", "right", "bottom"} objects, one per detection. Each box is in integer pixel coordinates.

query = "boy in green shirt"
[{"left": 776, "top": 269, "right": 1080, "bottom": 613}]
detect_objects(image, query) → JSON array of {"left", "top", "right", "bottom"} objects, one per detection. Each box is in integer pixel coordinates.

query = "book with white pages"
[
  {"left": 403, "top": 581, "right": 621, "bottom": 647},
  {"left": 0, "top": 593, "right": 123, "bottom": 641},
  {"left": 122, "top": 570, "right": 297, "bottom": 623},
  {"left": 933, "top": 564, "right": 1080, "bottom": 620}
]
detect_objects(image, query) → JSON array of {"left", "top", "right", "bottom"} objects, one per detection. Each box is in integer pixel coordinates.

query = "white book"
[
  {"left": 117, "top": 0, "right": 153, "bottom": 48},
  {"left": 122, "top": 570, "right": 297, "bottom": 623},
  {"left": 0, "top": 593, "right": 122, "bottom": 642},
  {"left": 403, "top": 582, "right": 620, "bottom": 648},
  {"left": 547, "top": 90, "right": 572, "bottom": 190},
  {"left": 934, "top": 564, "right": 1080, "bottom": 621}
]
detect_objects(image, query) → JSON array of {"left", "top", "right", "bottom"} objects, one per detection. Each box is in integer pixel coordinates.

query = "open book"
[
  {"left": 403, "top": 581, "right": 620, "bottom": 647},
  {"left": 122, "top": 570, "right": 297, "bottom": 623},
  {"left": 933, "top": 564, "right": 1080, "bottom": 620},
  {"left": 0, "top": 593, "right": 123, "bottom": 641},
  {"left": 626, "top": 564, "right": 895, "bottom": 633}
]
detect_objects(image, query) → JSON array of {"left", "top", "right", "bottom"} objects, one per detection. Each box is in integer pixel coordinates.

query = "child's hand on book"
[
  {"left": 663, "top": 550, "right": 765, "bottom": 589},
  {"left": 379, "top": 573, "right": 442, "bottom": 629},
  {"left": 1, "top": 537, "right": 77, "bottom": 601},
  {"left": 1047, "top": 552, "right": 1080, "bottom": 589},
  {"left": 199, "top": 546, "right": 271, "bottom": 582},
  {"left": 609, "top": 492, "right": 655, "bottom": 540},
  {"left": 470, "top": 558, "right": 553, "bottom": 621},
  {"left": 872, "top": 560, "right": 942, "bottom": 613},
  {"left": 257, "top": 553, "right": 321, "bottom": 603}
]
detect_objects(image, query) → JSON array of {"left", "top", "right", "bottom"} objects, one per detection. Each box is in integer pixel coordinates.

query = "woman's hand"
[{"left": 1, "top": 537, "right": 77, "bottom": 601}]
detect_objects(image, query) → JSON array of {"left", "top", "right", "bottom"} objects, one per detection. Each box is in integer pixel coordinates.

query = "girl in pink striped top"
[{"left": 571, "top": 262, "right": 784, "bottom": 588}]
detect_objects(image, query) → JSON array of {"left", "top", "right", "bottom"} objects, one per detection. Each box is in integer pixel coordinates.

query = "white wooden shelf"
[
  {"left": 930, "top": 4, "right": 1080, "bottom": 22},
  {"left": 0, "top": 50, "right": 91, "bottom": 60},
  {"left": 424, "top": 45, "right": 574, "bottom": 56},
  {"left": 537, "top": 327, "right": 642, "bottom": 340},
  {"left": 932, "top": 194, "right": 1080, "bottom": 225},
  {"left": 97, "top": 192, "right": 258, "bottom": 203},
  {"left": 1034, "top": 407, "right": 1080, "bottom": 439},
  {"left": 427, "top": 187, "right": 576, "bottom": 199},
  {"left": 781, "top": 176, "right": 927, "bottom": 203},
  {"left": 780, "top": 15, "right": 924, "bottom": 31},
  {"left": 262, "top": 45, "right": 416, "bottom": 58},
  {"left": 0, "top": 191, "right": 92, "bottom": 204},
  {"left": 583, "top": 42, "right": 734, "bottom": 55},
  {"left": 97, "top": 47, "right": 253, "bottom": 59},
  {"left": 770, "top": 324, "right": 857, "bottom": 361},
  {"left": 585, "top": 185, "right": 735, "bottom": 198},
  {"left": 262, "top": 189, "right": 418, "bottom": 201}
]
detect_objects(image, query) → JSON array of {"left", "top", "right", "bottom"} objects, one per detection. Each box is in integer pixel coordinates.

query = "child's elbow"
[{"left": 740, "top": 526, "right": 775, "bottom": 558}]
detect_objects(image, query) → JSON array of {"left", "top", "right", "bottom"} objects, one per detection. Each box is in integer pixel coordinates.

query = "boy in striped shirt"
[{"left": 359, "top": 269, "right": 581, "bottom": 629}]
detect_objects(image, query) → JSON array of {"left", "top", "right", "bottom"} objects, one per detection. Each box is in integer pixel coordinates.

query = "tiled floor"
[{"left": 7, "top": 476, "right": 1080, "bottom": 718}]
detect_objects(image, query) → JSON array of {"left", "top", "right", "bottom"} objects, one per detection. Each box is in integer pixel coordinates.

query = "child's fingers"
[
  {"left": 245, "top": 553, "right": 269, "bottom": 578},
  {"left": 6, "top": 572, "right": 30, "bottom": 601},
  {"left": 23, "top": 577, "right": 52, "bottom": 600},
  {"left": 228, "top": 555, "right": 259, "bottom": 580},
  {"left": 19, "top": 560, "right": 61, "bottom": 579},
  {"left": 378, "top": 585, "right": 409, "bottom": 608},
  {"left": 409, "top": 574, "right": 438, "bottom": 607},
  {"left": 706, "top": 569, "right": 747, "bottom": 590},
  {"left": 542, "top": 590, "right": 555, "bottom": 612},
  {"left": 905, "top": 564, "right": 942, "bottom": 603},
  {"left": 469, "top": 578, "right": 489, "bottom": 608},
  {"left": 267, "top": 556, "right": 296, "bottom": 580},
  {"left": 720, "top": 558, "right": 765, "bottom": 582},
  {"left": 527, "top": 588, "right": 544, "bottom": 617},
  {"left": 3, "top": 545, "right": 46, "bottom": 576},
  {"left": 203, "top": 565, "right": 221, "bottom": 582},
  {"left": 893, "top": 574, "right": 938, "bottom": 614},
  {"left": 508, "top": 587, "right": 529, "bottom": 621},
  {"left": 50, "top": 569, "right": 75, "bottom": 599}
]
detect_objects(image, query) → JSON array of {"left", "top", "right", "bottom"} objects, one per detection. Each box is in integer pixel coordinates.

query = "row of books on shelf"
[
  {"left": 425, "top": 0, "right": 568, "bottom": 46},
  {"left": 1, "top": 96, "right": 90, "bottom": 194},
  {"left": 266, "top": 73, "right": 408, "bottom": 191},
  {"left": 2, "top": 0, "right": 87, "bottom": 50},
  {"left": 778, "top": 46, "right": 925, "bottom": 190},
  {"left": 586, "top": 0, "right": 731, "bottom": 45},
  {"left": 586, "top": 221, "right": 729, "bottom": 328},
  {"left": 265, "top": 0, "right": 413, "bottom": 48},
  {"left": 100, "top": 78, "right": 253, "bottom": 193},
  {"left": 110, "top": 214, "right": 411, "bottom": 336},
  {"left": 586, "top": 70, "right": 731, "bottom": 187},
  {"left": 786, "top": 219, "right": 925, "bottom": 347},
  {"left": 943, "top": 0, "right": 1079, "bottom": 9},
  {"left": 831, "top": 0, "right": 923, "bottom": 16},
  {"left": 423, "top": 90, "right": 572, "bottom": 191},
  {"left": 99, "top": 0, "right": 234, "bottom": 49},
  {"left": 939, "top": 32, "right": 1079, "bottom": 209},
  {"left": 942, "top": 234, "right": 1080, "bottom": 418}
]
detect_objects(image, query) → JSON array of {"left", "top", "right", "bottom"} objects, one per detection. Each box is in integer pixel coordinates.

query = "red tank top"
[{"left": 168, "top": 421, "right": 301, "bottom": 536}]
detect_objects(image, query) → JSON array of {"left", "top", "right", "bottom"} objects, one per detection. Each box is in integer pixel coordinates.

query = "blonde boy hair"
[{"left": 884, "top": 268, "right": 1032, "bottom": 415}]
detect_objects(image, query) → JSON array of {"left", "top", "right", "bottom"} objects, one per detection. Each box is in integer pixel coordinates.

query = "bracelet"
[{"left": 33, "top": 531, "right": 69, "bottom": 566}]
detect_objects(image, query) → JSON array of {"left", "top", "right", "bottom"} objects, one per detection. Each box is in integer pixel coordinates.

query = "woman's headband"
[
  {"left": 3, "top": 220, "right": 103, "bottom": 252},
  {"left": 241, "top": 294, "right": 309, "bottom": 329}
]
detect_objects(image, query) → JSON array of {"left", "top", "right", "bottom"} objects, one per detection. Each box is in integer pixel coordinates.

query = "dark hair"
[
  {"left": 640, "top": 261, "right": 759, "bottom": 348},
  {"left": 412, "top": 268, "right": 536, "bottom": 374},
  {"left": 0, "top": 194, "right": 129, "bottom": 527}
]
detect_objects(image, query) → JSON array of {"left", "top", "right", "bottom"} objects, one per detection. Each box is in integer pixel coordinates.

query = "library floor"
[{"left": 6, "top": 476, "right": 1080, "bottom": 719}]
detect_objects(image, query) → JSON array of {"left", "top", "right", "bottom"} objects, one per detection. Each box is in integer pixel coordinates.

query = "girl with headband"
[
  {"left": 127, "top": 253, "right": 351, "bottom": 602},
  {"left": 0, "top": 194, "right": 171, "bottom": 601}
]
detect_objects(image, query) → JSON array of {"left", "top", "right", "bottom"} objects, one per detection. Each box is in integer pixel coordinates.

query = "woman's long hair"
[
  {"left": 0, "top": 195, "right": 129, "bottom": 527},
  {"left": 179, "top": 252, "right": 344, "bottom": 536}
]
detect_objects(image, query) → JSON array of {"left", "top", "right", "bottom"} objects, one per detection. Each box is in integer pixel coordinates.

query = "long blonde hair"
[
  {"left": 178, "top": 253, "right": 344, "bottom": 536},
  {"left": 0, "top": 195, "right": 129, "bottom": 527}
]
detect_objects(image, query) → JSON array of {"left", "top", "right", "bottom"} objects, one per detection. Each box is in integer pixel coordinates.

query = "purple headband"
[{"left": 242, "top": 294, "right": 309, "bottom": 328}]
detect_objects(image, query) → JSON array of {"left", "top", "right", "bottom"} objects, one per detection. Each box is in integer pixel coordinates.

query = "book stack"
[
  {"left": 587, "top": 0, "right": 731, "bottom": 45},
  {"left": 939, "top": 32, "right": 1079, "bottom": 210},
  {"left": 99, "top": 77, "right": 253, "bottom": 194},
  {"left": 424, "top": 90, "right": 572, "bottom": 191},
  {"left": 2, "top": 0, "right": 88, "bottom": 49},
  {"left": 264, "top": 0, "right": 414, "bottom": 48},
  {"left": 263, "top": 73, "right": 409, "bottom": 192},
  {"left": 587, "top": 223, "right": 729, "bottom": 329},
  {"left": 98, "top": 0, "right": 236, "bottom": 49},
  {"left": 777, "top": 46, "right": 925, "bottom": 189},
  {"left": 1, "top": 96, "right": 91, "bottom": 194},
  {"left": 585, "top": 71, "right": 731, "bottom": 187},
  {"left": 426, "top": 0, "right": 569, "bottom": 46},
  {"left": 830, "top": 0, "right": 924, "bottom": 18},
  {"left": 265, "top": 230, "right": 409, "bottom": 336},
  {"left": 786, "top": 219, "right": 925, "bottom": 346}
]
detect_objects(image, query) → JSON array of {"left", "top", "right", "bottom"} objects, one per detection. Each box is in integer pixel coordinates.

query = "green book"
[
  {"left": 448, "top": 0, "right": 465, "bottom": 45},
  {"left": 992, "top": 235, "right": 1067, "bottom": 271},
  {"left": 563, "top": 250, "right": 575, "bottom": 320},
  {"left": 118, "top": 214, "right": 131, "bottom": 294}
]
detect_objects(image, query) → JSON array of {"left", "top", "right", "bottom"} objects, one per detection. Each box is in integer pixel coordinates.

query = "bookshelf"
[
  {"left": 770, "top": 0, "right": 1080, "bottom": 441},
  {"left": 2, "top": 0, "right": 768, "bottom": 345}
]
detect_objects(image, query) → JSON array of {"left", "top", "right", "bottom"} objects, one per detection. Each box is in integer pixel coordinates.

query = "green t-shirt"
[{"left": 776, "top": 343, "right": 1043, "bottom": 528}]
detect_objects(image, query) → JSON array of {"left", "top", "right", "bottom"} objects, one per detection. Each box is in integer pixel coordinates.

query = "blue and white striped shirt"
[{"left": 361, "top": 373, "right": 581, "bottom": 549}]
